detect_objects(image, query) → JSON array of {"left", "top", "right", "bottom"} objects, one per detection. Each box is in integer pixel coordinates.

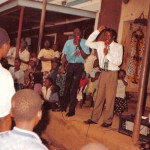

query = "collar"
[
  {"left": 12, "top": 127, "right": 42, "bottom": 143},
  {"left": 109, "top": 41, "right": 115, "bottom": 47}
]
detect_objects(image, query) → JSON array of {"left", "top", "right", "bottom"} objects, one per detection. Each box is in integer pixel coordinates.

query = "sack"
[{"left": 134, "top": 12, "right": 147, "bottom": 26}]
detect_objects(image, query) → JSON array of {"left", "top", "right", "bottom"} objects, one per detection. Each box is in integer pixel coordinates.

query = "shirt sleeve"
[
  {"left": 85, "top": 30, "right": 101, "bottom": 50},
  {"left": 106, "top": 44, "right": 123, "bottom": 66},
  {"left": 38, "top": 50, "right": 43, "bottom": 59},
  {"left": 62, "top": 41, "right": 69, "bottom": 55}
]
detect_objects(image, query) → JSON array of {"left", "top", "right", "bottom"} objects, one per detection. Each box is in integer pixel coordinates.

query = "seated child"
[
  {"left": 32, "top": 65, "right": 43, "bottom": 94},
  {"left": 56, "top": 62, "right": 67, "bottom": 105},
  {"left": 41, "top": 77, "right": 53, "bottom": 101},
  {"left": 48, "top": 84, "right": 60, "bottom": 111},
  {"left": 77, "top": 71, "right": 89, "bottom": 108},
  {"left": 43, "top": 84, "right": 60, "bottom": 111},
  {"left": 48, "top": 58, "right": 60, "bottom": 84}
]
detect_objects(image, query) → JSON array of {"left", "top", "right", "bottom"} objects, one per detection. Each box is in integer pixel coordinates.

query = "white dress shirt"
[
  {"left": 0, "top": 63, "right": 15, "bottom": 117},
  {"left": 86, "top": 30, "right": 123, "bottom": 71}
]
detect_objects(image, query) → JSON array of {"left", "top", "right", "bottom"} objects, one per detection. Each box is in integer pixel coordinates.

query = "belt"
[{"left": 100, "top": 68, "right": 113, "bottom": 72}]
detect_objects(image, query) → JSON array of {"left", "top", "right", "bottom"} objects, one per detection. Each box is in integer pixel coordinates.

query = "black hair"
[{"left": 105, "top": 28, "right": 117, "bottom": 41}]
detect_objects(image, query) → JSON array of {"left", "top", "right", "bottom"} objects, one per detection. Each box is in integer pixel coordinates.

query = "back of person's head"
[
  {"left": 11, "top": 89, "right": 42, "bottom": 122},
  {"left": 81, "top": 143, "right": 109, "bottom": 150},
  {"left": 0, "top": 28, "right": 10, "bottom": 48},
  {"left": 0, "top": 27, "right": 10, "bottom": 59}
]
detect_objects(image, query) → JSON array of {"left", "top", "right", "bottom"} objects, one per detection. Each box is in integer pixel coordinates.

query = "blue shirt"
[
  {"left": 0, "top": 127, "right": 48, "bottom": 150},
  {"left": 62, "top": 39, "right": 90, "bottom": 63}
]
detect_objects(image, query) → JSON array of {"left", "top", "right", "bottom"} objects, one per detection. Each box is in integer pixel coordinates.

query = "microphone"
[
  {"left": 104, "top": 40, "right": 109, "bottom": 56},
  {"left": 104, "top": 40, "right": 109, "bottom": 48},
  {"left": 75, "top": 35, "right": 80, "bottom": 46}
]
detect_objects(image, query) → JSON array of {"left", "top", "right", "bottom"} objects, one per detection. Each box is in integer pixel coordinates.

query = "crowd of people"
[{"left": 0, "top": 25, "right": 129, "bottom": 149}]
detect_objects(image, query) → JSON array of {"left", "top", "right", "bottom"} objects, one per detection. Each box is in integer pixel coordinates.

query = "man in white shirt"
[
  {"left": 19, "top": 40, "right": 30, "bottom": 71},
  {"left": 0, "top": 89, "right": 48, "bottom": 150},
  {"left": 6, "top": 39, "right": 16, "bottom": 66},
  {"left": 0, "top": 27, "right": 15, "bottom": 133},
  {"left": 84, "top": 26, "right": 123, "bottom": 127}
]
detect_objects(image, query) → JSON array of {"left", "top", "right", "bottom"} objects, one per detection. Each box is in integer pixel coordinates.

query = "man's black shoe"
[
  {"left": 101, "top": 122, "right": 112, "bottom": 128},
  {"left": 84, "top": 119, "right": 97, "bottom": 125},
  {"left": 60, "top": 107, "right": 66, "bottom": 112},
  {"left": 66, "top": 111, "right": 75, "bottom": 117}
]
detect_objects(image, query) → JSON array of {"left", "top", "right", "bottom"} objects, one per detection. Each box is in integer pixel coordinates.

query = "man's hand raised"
[{"left": 97, "top": 25, "right": 106, "bottom": 32}]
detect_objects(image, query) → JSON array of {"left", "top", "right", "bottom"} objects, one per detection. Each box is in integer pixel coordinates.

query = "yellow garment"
[{"left": 38, "top": 48, "right": 55, "bottom": 72}]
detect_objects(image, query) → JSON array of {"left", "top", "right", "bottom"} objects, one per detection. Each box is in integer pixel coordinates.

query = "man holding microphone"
[
  {"left": 61, "top": 27, "right": 90, "bottom": 117},
  {"left": 84, "top": 26, "right": 123, "bottom": 127}
]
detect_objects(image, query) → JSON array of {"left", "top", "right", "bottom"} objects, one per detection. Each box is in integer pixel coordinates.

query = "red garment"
[{"left": 79, "top": 77, "right": 89, "bottom": 88}]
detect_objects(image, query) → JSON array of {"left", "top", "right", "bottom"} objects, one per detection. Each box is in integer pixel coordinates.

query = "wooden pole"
[
  {"left": 16, "top": 7, "right": 25, "bottom": 57},
  {"left": 37, "top": 0, "right": 47, "bottom": 54},
  {"left": 132, "top": 6, "right": 150, "bottom": 143}
]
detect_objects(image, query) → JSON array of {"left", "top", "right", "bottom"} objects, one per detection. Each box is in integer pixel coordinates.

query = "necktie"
[{"left": 103, "top": 45, "right": 110, "bottom": 70}]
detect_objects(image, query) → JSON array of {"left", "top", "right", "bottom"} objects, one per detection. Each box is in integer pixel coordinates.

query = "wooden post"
[
  {"left": 16, "top": 7, "right": 25, "bottom": 57},
  {"left": 132, "top": 6, "right": 150, "bottom": 143},
  {"left": 37, "top": 0, "right": 47, "bottom": 54}
]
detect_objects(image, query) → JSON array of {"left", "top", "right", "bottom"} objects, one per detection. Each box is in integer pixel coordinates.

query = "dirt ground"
[{"left": 34, "top": 98, "right": 150, "bottom": 150}]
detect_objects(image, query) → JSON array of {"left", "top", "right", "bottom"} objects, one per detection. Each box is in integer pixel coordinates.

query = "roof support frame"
[{"left": 18, "top": 0, "right": 96, "bottom": 18}]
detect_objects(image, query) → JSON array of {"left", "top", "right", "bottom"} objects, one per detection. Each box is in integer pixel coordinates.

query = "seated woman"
[
  {"left": 48, "top": 84, "right": 60, "bottom": 111},
  {"left": 42, "top": 83, "right": 60, "bottom": 111},
  {"left": 41, "top": 77, "right": 53, "bottom": 101}
]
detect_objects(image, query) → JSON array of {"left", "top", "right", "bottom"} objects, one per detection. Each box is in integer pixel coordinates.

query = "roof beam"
[
  {"left": 18, "top": 0, "right": 96, "bottom": 18},
  {"left": 0, "top": 0, "right": 18, "bottom": 12},
  {"left": 67, "top": 0, "right": 90, "bottom": 6}
]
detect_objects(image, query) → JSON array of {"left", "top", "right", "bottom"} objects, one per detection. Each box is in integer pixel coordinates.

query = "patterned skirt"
[{"left": 114, "top": 97, "right": 128, "bottom": 114}]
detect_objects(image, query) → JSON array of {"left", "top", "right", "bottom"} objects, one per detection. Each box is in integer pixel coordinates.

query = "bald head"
[
  {"left": 11, "top": 89, "right": 42, "bottom": 122},
  {"left": 81, "top": 143, "right": 109, "bottom": 150}
]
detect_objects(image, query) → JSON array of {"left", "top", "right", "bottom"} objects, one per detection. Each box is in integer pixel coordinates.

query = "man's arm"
[
  {"left": 75, "top": 46, "right": 89, "bottom": 59},
  {"left": 39, "top": 57, "right": 53, "bottom": 62},
  {"left": 85, "top": 25, "right": 105, "bottom": 49}
]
